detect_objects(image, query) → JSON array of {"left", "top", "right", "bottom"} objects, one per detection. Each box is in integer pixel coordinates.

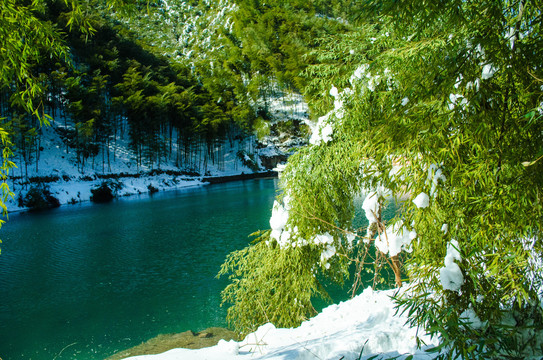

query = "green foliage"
[
  {"left": 1, "top": 0, "right": 356, "bottom": 182},
  {"left": 236, "top": 150, "right": 260, "bottom": 172},
  {"left": 306, "top": 0, "right": 542, "bottom": 357},
  {"left": 252, "top": 117, "right": 270, "bottom": 139},
  {"left": 0, "top": 127, "right": 15, "bottom": 232},
  {"left": 231, "top": 0, "right": 350, "bottom": 92},
  {"left": 0, "top": 0, "right": 69, "bottom": 119},
  {"left": 220, "top": 0, "right": 543, "bottom": 357},
  {"left": 0, "top": 122, "right": 15, "bottom": 252},
  {"left": 218, "top": 231, "right": 330, "bottom": 335}
]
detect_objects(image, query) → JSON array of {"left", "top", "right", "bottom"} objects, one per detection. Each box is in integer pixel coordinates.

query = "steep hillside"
[{"left": 5, "top": 90, "right": 308, "bottom": 213}]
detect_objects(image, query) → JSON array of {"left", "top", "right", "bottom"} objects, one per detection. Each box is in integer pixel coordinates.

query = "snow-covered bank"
[
  {"left": 5, "top": 173, "right": 203, "bottom": 213},
  {"left": 5, "top": 171, "right": 278, "bottom": 213},
  {"left": 2, "top": 115, "right": 283, "bottom": 213},
  {"left": 122, "top": 287, "right": 438, "bottom": 360},
  {"left": 2, "top": 93, "right": 307, "bottom": 213}
]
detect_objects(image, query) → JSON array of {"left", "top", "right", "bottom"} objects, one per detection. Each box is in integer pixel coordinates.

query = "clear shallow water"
[{"left": 0, "top": 179, "right": 278, "bottom": 360}]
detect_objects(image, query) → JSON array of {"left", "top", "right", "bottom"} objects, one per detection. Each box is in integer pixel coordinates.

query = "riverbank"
[
  {"left": 4, "top": 170, "right": 278, "bottom": 214},
  {"left": 1, "top": 116, "right": 288, "bottom": 214}
]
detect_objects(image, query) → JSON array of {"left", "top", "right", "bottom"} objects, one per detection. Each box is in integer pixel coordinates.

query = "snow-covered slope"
[
  {"left": 122, "top": 287, "right": 438, "bottom": 360},
  {"left": 4, "top": 92, "right": 308, "bottom": 213},
  {"left": 4, "top": 119, "right": 260, "bottom": 213},
  {"left": 117, "top": 0, "right": 237, "bottom": 63}
]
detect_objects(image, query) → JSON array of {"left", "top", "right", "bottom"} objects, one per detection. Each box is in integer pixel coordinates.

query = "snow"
[
  {"left": 349, "top": 63, "right": 394, "bottom": 94},
  {"left": 319, "top": 244, "right": 336, "bottom": 268},
  {"left": 361, "top": 190, "right": 381, "bottom": 239},
  {"left": 329, "top": 85, "right": 339, "bottom": 98},
  {"left": 268, "top": 199, "right": 339, "bottom": 265},
  {"left": 269, "top": 200, "right": 291, "bottom": 247},
  {"left": 506, "top": 27, "right": 517, "bottom": 50},
  {"left": 122, "top": 287, "right": 439, "bottom": 360},
  {"left": 454, "top": 74, "right": 463, "bottom": 89},
  {"left": 308, "top": 113, "right": 334, "bottom": 145},
  {"left": 313, "top": 232, "right": 336, "bottom": 268},
  {"left": 273, "top": 163, "right": 287, "bottom": 173},
  {"left": 4, "top": 88, "right": 312, "bottom": 216},
  {"left": 427, "top": 165, "right": 446, "bottom": 197},
  {"left": 308, "top": 84, "right": 348, "bottom": 145},
  {"left": 375, "top": 221, "right": 417, "bottom": 257},
  {"left": 361, "top": 188, "right": 418, "bottom": 256},
  {"left": 362, "top": 191, "right": 380, "bottom": 224},
  {"left": 467, "top": 78, "right": 480, "bottom": 91},
  {"left": 350, "top": 64, "right": 369, "bottom": 83},
  {"left": 448, "top": 93, "right": 468, "bottom": 110},
  {"left": 460, "top": 307, "right": 484, "bottom": 329},
  {"left": 412, "top": 192, "right": 430, "bottom": 208},
  {"left": 439, "top": 240, "right": 464, "bottom": 292},
  {"left": 270, "top": 200, "right": 289, "bottom": 231},
  {"left": 481, "top": 63, "right": 498, "bottom": 80}
]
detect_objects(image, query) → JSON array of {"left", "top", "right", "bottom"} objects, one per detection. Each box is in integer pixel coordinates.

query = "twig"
[{"left": 53, "top": 342, "right": 77, "bottom": 360}]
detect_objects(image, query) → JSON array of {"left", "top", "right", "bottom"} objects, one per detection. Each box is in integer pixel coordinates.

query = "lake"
[{"left": 0, "top": 179, "right": 278, "bottom": 360}]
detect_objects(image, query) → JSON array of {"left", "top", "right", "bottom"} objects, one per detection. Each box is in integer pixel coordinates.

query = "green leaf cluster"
[
  {"left": 221, "top": 0, "right": 543, "bottom": 357},
  {"left": 218, "top": 231, "right": 332, "bottom": 335}
]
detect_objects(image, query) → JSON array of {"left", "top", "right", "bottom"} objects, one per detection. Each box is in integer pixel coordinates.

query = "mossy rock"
[{"left": 105, "top": 327, "right": 238, "bottom": 360}]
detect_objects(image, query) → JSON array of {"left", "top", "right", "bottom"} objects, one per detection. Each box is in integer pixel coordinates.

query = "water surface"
[{"left": 0, "top": 179, "right": 278, "bottom": 360}]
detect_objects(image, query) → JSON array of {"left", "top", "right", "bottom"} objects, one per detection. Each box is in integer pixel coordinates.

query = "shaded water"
[{"left": 0, "top": 179, "right": 278, "bottom": 360}]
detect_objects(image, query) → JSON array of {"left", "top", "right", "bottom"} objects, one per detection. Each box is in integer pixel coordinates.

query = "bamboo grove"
[{"left": 0, "top": 0, "right": 351, "bottom": 179}]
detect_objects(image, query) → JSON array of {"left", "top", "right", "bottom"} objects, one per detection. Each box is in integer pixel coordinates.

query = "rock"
[
  {"left": 90, "top": 183, "right": 114, "bottom": 202},
  {"left": 260, "top": 154, "right": 288, "bottom": 170},
  {"left": 197, "top": 332, "right": 212, "bottom": 338},
  {"left": 105, "top": 327, "right": 238, "bottom": 360},
  {"left": 22, "top": 187, "right": 61, "bottom": 210}
]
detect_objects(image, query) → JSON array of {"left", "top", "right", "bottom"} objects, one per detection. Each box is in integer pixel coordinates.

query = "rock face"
[
  {"left": 105, "top": 327, "right": 238, "bottom": 360},
  {"left": 259, "top": 154, "right": 289, "bottom": 170},
  {"left": 256, "top": 117, "right": 309, "bottom": 170}
]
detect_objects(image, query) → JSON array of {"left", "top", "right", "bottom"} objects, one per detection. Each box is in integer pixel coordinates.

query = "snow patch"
[
  {"left": 481, "top": 64, "right": 498, "bottom": 80},
  {"left": 460, "top": 307, "right": 485, "bottom": 329},
  {"left": 413, "top": 192, "right": 430, "bottom": 208},
  {"left": 439, "top": 240, "right": 464, "bottom": 292},
  {"left": 448, "top": 93, "right": 468, "bottom": 110},
  {"left": 309, "top": 113, "right": 334, "bottom": 146},
  {"left": 427, "top": 164, "right": 446, "bottom": 197},
  {"left": 375, "top": 221, "right": 416, "bottom": 256}
]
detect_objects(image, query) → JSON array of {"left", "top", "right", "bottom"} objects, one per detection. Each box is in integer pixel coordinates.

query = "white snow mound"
[{"left": 122, "top": 287, "right": 438, "bottom": 360}]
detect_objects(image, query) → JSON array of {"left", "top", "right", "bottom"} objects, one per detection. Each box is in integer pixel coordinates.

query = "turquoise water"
[{"left": 0, "top": 179, "right": 278, "bottom": 360}]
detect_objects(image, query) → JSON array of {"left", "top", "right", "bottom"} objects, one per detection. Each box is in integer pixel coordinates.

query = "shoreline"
[
  {"left": 202, "top": 170, "right": 278, "bottom": 184},
  {"left": 4, "top": 170, "right": 278, "bottom": 214},
  {"left": 106, "top": 327, "right": 239, "bottom": 360}
]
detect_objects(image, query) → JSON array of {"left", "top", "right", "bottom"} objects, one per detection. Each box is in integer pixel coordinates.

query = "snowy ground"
[
  {"left": 4, "top": 120, "right": 263, "bottom": 213},
  {"left": 123, "top": 287, "right": 438, "bottom": 360}
]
